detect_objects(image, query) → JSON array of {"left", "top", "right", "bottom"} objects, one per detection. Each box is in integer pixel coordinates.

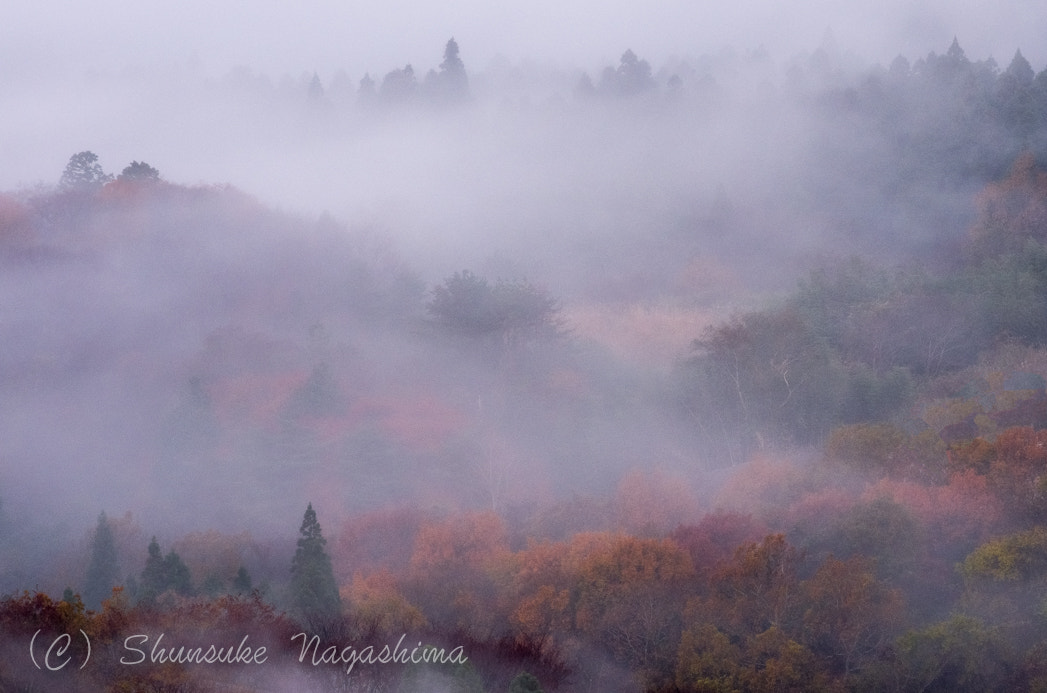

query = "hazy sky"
[
  {"left": 4, "top": 0, "right": 1046, "bottom": 81},
  {"left": 4, "top": 0, "right": 1045, "bottom": 279}
]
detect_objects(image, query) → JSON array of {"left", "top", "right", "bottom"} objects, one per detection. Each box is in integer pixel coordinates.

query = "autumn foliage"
[
  {"left": 970, "top": 152, "right": 1047, "bottom": 255},
  {"left": 9, "top": 99, "right": 1047, "bottom": 691}
]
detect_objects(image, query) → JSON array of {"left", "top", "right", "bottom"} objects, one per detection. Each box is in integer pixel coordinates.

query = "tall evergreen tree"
[
  {"left": 437, "top": 37, "right": 470, "bottom": 103},
  {"left": 290, "top": 503, "right": 341, "bottom": 619},
  {"left": 1006, "top": 49, "right": 1035, "bottom": 85},
  {"left": 139, "top": 537, "right": 166, "bottom": 601},
  {"left": 83, "top": 512, "right": 118, "bottom": 609},
  {"left": 614, "top": 49, "right": 655, "bottom": 95},
  {"left": 163, "top": 550, "right": 194, "bottom": 596},
  {"left": 946, "top": 36, "right": 968, "bottom": 64},
  {"left": 138, "top": 536, "right": 194, "bottom": 603}
]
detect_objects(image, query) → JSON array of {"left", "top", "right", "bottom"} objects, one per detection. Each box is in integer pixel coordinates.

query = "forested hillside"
[{"left": 4, "top": 36, "right": 1047, "bottom": 692}]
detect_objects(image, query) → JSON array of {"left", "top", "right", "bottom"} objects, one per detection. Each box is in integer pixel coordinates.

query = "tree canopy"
[
  {"left": 59, "top": 151, "right": 112, "bottom": 190},
  {"left": 117, "top": 160, "right": 161, "bottom": 182},
  {"left": 426, "top": 270, "right": 562, "bottom": 349},
  {"left": 434, "top": 37, "right": 470, "bottom": 103},
  {"left": 138, "top": 536, "right": 193, "bottom": 602},
  {"left": 289, "top": 503, "right": 341, "bottom": 620}
]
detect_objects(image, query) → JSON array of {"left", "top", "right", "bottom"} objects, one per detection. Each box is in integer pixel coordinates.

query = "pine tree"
[
  {"left": 1006, "top": 49, "right": 1035, "bottom": 85},
  {"left": 163, "top": 550, "right": 193, "bottom": 596},
  {"left": 138, "top": 536, "right": 194, "bottom": 603},
  {"left": 423, "top": 38, "right": 471, "bottom": 105},
  {"left": 139, "top": 537, "right": 166, "bottom": 602},
  {"left": 290, "top": 503, "right": 341, "bottom": 619},
  {"left": 59, "top": 151, "right": 112, "bottom": 190},
  {"left": 83, "top": 512, "right": 119, "bottom": 609},
  {"left": 440, "top": 37, "right": 465, "bottom": 76}
]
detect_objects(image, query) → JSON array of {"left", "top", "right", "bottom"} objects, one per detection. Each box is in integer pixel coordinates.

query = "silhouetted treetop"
[
  {"left": 947, "top": 36, "right": 968, "bottom": 64},
  {"left": 118, "top": 161, "right": 160, "bottom": 182},
  {"left": 138, "top": 536, "right": 193, "bottom": 603},
  {"left": 290, "top": 503, "right": 341, "bottom": 619},
  {"left": 1006, "top": 50, "right": 1035, "bottom": 85},
  {"left": 83, "top": 511, "right": 118, "bottom": 610},
  {"left": 433, "top": 37, "right": 470, "bottom": 103},
  {"left": 59, "top": 151, "right": 112, "bottom": 190},
  {"left": 598, "top": 49, "right": 656, "bottom": 97},
  {"left": 380, "top": 64, "right": 417, "bottom": 103},
  {"left": 427, "top": 270, "right": 563, "bottom": 348},
  {"left": 440, "top": 37, "right": 465, "bottom": 77}
]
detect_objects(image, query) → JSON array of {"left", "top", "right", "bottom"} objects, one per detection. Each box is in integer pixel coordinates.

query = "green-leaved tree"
[
  {"left": 290, "top": 503, "right": 341, "bottom": 620},
  {"left": 427, "top": 270, "right": 562, "bottom": 349},
  {"left": 138, "top": 536, "right": 193, "bottom": 603}
]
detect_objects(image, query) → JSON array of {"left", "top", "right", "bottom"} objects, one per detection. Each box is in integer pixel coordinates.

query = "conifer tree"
[
  {"left": 140, "top": 537, "right": 166, "bottom": 601},
  {"left": 59, "top": 151, "right": 112, "bottom": 190},
  {"left": 163, "top": 550, "right": 193, "bottom": 596},
  {"left": 437, "top": 37, "right": 470, "bottom": 102},
  {"left": 83, "top": 511, "right": 119, "bottom": 609},
  {"left": 290, "top": 503, "right": 342, "bottom": 619},
  {"left": 138, "top": 536, "right": 194, "bottom": 602}
]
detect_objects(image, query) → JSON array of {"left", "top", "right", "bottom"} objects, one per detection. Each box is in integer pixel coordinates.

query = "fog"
[
  {"left": 2, "top": 0, "right": 1042, "bottom": 552},
  {"left": 0, "top": 52, "right": 935, "bottom": 293},
  {"left": 5, "top": 4, "right": 1047, "bottom": 690},
  {"left": 6, "top": 0, "right": 1047, "bottom": 79},
  {"left": 7, "top": 0, "right": 1040, "bottom": 289}
]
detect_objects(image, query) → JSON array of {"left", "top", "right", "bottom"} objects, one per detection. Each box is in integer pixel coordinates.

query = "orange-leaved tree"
[
  {"left": 405, "top": 511, "right": 509, "bottom": 637},
  {"left": 570, "top": 534, "right": 695, "bottom": 686},
  {"left": 801, "top": 555, "right": 904, "bottom": 675},
  {"left": 970, "top": 152, "right": 1047, "bottom": 256}
]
